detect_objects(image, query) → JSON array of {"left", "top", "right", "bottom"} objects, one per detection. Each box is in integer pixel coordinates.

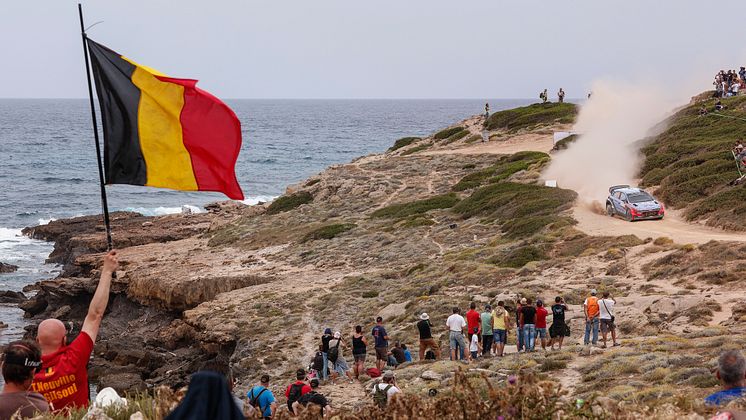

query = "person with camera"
[{"left": 598, "top": 291, "right": 618, "bottom": 348}]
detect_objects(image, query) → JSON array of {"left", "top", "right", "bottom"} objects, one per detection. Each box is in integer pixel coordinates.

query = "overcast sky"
[{"left": 2, "top": 1, "right": 745, "bottom": 99}]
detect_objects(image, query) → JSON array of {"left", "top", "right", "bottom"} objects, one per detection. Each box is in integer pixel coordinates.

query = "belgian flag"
[{"left": 86, "top": 38, "right": 244, "bottom": 200}]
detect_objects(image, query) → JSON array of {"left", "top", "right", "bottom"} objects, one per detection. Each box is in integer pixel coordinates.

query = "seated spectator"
[
  {"left": 401, "top": 344, "right": 412, "bottom": 362},
  {"left": 390, "top": 342, "right": 406, "bottom": 367},
  {"left": 292, "top": 378, "right": 332, "bottom": 417},
  {"left": 715, "top": 100, "right": 724, "bottom": 111},
  {"left": 165, "top": 371, "right": 244, "bottom": 420},
  {"left": 0, "top": 341, "right": 50, "bottom": 419},
  {"left": 705, "top": 350, "right": 746, "bottom": 406}
]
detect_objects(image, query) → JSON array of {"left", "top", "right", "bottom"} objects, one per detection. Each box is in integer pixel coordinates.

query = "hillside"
[
  {"left": 16, "top": 102, "right": 746, "bottom": 419},
  {"left": 640, "top": 93, "right": 746, "bottom": 230}
]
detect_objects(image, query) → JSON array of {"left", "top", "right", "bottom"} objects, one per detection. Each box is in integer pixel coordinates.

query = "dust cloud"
[{"left": 544, "top": 81, "right": 688, "bottom": 206}]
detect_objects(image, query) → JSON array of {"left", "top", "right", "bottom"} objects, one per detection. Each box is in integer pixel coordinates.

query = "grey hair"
[{"left": 718, "top": 350, "right": 746, "bottom": 385}]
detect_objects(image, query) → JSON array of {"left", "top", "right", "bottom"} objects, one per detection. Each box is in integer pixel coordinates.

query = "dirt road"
[{"left": 573, "top": 203, "right": 746, "bottom": 244}]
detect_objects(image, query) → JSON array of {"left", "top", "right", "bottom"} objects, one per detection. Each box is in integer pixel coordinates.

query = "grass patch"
[
  {"left": 302, "top": 223, "right": 356, "bottom": 242},
  {"left": 362, "top": 291, "right": 379, "bottom": 298},
  {"left": 464, "top": 134, "right": 482, "bottom": 144},
  {"left": 453, "top": 182, "right": 577, "bottom": 222},
  {"left": 491, "top": 245, "right": 549, "bottom": 268},
  {"left": 398, "top": 216, "right": 436, "bottom": 228},
  {"left": 372, "top": 193, "right": 460, "bottom": 219},
  {"left": 486, "top": 102, "right": 578, "bottom": 131},
  {"left": 433, "top": 126, "right": 466, "bottom": 140},
  {"left": 452, "top": 151, "right": 549, "bottom": 191},
  {"left": 442, "top": 129, "right": 469, "bottom": 144},
  {"left": 266, "top": 191, "right": 313, "bottom": 215},
  {"left": 401, "top": 143, "right": 433, "bottom": 156},
  {"left": 389, "top": 136, "right": 422, "bottom": 152}
]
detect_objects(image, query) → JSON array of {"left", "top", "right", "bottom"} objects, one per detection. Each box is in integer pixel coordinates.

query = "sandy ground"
[{"left": 572, "top": 204, "right": 746, "bottom": 244}]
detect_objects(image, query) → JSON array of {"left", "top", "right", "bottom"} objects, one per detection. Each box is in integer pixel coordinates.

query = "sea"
[{"left": 0, "top": 98, "right": 533, "bottom": 345}]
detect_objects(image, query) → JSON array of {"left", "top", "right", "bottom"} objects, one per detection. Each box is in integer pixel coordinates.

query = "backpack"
[
  {"left": 374, "top": 383, "right": 393, "bottom": 408},
  {"left": 327, "top": 339, "right": 341, "bottom": 364},
  {"left": 366, "top": 367, "right": 381, "bottom": 378},
  {"left": 312, "top": 351, "right": 324, "bottom": 371},
  {"left": 248, "top": 387, "right": 268, "bottom": 416},
  {"left": 425, "top": 350, "right": 436, "bottom": 360},
  {"left": 287, "top": 383, "right": 304, "bottom": 411}
]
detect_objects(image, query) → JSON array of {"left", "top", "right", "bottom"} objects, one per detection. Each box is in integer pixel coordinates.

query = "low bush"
[
  {"left": 302, "top": 223, "right": 356, "bottom": 242},
  {"left": 486, "top": 102, "right": 578, "bottom": 131},
  {"left": 552, "top": 134, "right": 578, "bottom": 151},
  {"left": 401, "top": 143, "right": 433, "bottom": 156},
  {"left": 492, "top": 245, "right": 549, "bottom": 268},
  {"left": 372, "top": 193, "right": 460, "bottom": 219},
  {"left": 389, "top": 136, "right": 422, "bottom": 152},
  {"left": 266, "top": 191, "right": 313, "bottom": 215},
  {"left": 433, "top": 126, "right": 466, "bottom": 140},
  {"left": 452, "top": 151, "right": 549, "bottom": 191},
  {"left": 453, "top": 182, "right": 576, "bottom": 222}
]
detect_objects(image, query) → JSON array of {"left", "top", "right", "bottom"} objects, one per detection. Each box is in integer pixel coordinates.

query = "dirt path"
[
  {"left": 422, "top": 131, "right": 559, "bottom": 156},
  {"left": 572, "top": 204, "right": 746, "bottom": 244}
]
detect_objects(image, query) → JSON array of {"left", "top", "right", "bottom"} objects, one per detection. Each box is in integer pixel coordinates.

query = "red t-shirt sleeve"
[
  {"left": 302, "top": 385, "right": 312, "bottom": 395},
  {"left": 285, "top": 385, "right": 290, "bottom": 398},
  {"left": 66, "top": 332, "right": 94, "bottom": 367}
]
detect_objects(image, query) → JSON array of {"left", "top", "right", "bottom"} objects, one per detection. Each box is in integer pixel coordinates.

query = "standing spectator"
[
  {"left": 705, "top": 350, "right": 746, "bottom": 406},
  {"left": 491, "top": 301, "right": 509, "bottom": 357},
  {"left": 310, "top": 345, "right": 325, "bottom": 380},
  {"left": 372, "top": 371, "right": 401, "bottom": 408},
  {"left": 549, "top": 296, "right": 570, "bottom": 350},
  {"left": 515, "top": 298, "right": 525, "bottom": 352},
  {"left": 401, "top": 344, "right": 412, "bottom": 362},
  {"left": 165, "top": 371, "right": 244, "bottom": 420},
  {"left": 293, "top": 378, "right": 331, "bottom": 417},
  {"left": 740, "top": 67, "right": 746, "bottom": 84},
  {"left": 0, "top": 341, "right": 50, "bottom": 419},
  {"left": 372, "top": 317, "right": 390, "bottom": 371},
  {"left": 469, "top": 327, "right": 481, "bottom": 361},
  {"left": 285, "top": 369, "right": 312, "bottom": 412},
  {"left": 540, "top": 89, "right": 548, "bottom": 103},
  {"left": 446, "top": 307, "right": 467, "bottom": 361},
  {"left": 584, "top": 289, "right": 600, "bottom": 346},
  {"left": 557, "top": 88, "right": 565, "bottom": 103},
  {"left": 535, "top": 300, "right": 549, "bottom": 351},
  {"left": 480, "top": 304, "right": 494, "bottom": 357},
  {"left": 519, "top": 298, "right": 537, "bottom": 352},
  {"left": 33, "top": 250, "right": 118, "bottom": 411},
  {"left": 484, "top": 102, "right": 490, "bottom": 118},
  {"left": 247, "top": 374, "right": 277, "bottom": 419},
  {"left": 351, "top": 325, "right": 367, "bottom": 380},
  {"left": 328, "top": 332, "right": 355, "bottom": 383},
  {"left": 320, "top": 328, "right": 333, "bottom": 382},
  {"left": 417, "top": 313, "right": 441, "bottom": 360},
  {"left": 465, "top": 302, "right": 481, "bottom": 343},
  {"left": 598, "top": 292, "right": 618, "bottom": 348}
]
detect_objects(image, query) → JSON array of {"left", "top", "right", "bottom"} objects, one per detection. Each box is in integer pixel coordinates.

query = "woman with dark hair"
[
  {"left": 0, "top": 340, "right": 50, "bottom": 419},
  {"left": 351, "top": 325, "right": 367, "bottom": 380}
]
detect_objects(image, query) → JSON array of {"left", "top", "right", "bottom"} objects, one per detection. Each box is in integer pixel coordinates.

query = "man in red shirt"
[
  {"left": 285, "top": 369, "right": 312, "bottom": 412},
  {"left": 535, "top": 300, "right": 549, "bottom": 351},
  {"left": 465, "top": 302, "right": 481, "bottom": 343},
  {"left": 33, "top": 250, "right": 118, "bottom": 412}
]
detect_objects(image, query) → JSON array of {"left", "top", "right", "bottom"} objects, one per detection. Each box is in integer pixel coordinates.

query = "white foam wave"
[
  {"left": 241, "top": 195, "right": 277, "bottom": 206},
  {"left": 0, "top": 227, "right": 54, "bottom": 261},
  {"left": 37, "top": 218, "right": 56, "bottom": 226}
]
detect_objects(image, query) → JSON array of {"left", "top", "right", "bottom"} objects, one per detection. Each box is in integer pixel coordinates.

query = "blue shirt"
[
  {"left": 248, "top": 386, "right": 275, "bottom": 417},
  {"left": 705, "top": 387, "right": 746, "bottom": 406},
  {"left": 372, "top": 325, "right": 388, "bottom": 348},
  {"left": 403, "top": 349, "right": 412, "bottom": 362}
]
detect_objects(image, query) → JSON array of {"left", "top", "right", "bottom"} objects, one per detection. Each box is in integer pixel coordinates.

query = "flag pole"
[{"left": 78, "top": 3, "right": 113, "bottom": 251}]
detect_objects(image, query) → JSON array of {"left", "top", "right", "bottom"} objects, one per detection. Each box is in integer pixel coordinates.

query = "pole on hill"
[{"left": 78, "top": 3, "right": 113, "bottom": 251}]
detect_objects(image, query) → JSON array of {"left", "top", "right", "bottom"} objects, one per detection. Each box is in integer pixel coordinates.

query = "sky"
[{"left": 2, "top": 0, "right": 745, "bottom": 99}]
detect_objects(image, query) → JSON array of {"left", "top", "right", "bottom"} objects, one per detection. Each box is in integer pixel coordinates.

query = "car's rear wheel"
[{"left": 606, "top": 203, "right": 614, "bottom": 217}]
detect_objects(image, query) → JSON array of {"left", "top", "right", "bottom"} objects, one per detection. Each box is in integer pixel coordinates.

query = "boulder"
[
  {"left": 377, "top": 302, "right": 409, "bottom": 320},
  {"left": 0, "top": 290, "right": 26, "bottom": 303},
  {"left": 0, "top": 262, "right": 18, "bottom": 273},
  {"left": 421, "top": 370, "right": 443, "bottom": 381},
  {"left": 19, "top": 295, "right": 48, "bottom": 316},
  {"left": 97, "top": 372, "right": 146, "bottom": 394}
]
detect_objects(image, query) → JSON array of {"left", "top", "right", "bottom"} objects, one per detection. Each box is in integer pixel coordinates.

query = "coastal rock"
[
  {"left": 19, "top": 295, "right": 47, "bottom": 316},
  {"left": 0, "top": 262, "right": 19, "bottom": 273},
  {"left": 421, "top": 370, "right": 443, "bottom": 381},
  {"left": 0, "top": 290, "right": 26, "bottom": 303},
  {"left": 377, "top": 302, "right": 409, "bottom": 320}
]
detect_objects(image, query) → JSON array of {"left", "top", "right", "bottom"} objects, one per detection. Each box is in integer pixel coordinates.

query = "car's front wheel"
[
  {"left": 606, "top": 203, "right": 614, "bottom": 217},
  {"left": 624, "top": 209, "right": 634, "bottom": 222}
]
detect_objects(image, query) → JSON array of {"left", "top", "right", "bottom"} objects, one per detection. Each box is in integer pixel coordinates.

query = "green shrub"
[
  {"left": 501, "top": 215, "right": 558, "bottom": 238},
  {"left": 433, "top": 126, "right": 466, "bottom": 140},
  {"left": 389, "top": 136, "right": 422, "bottom": 152},
  {"left": 399, "top": 216, "right": 436, "bottom": 228},
  {"left": 302, "top": 223, "right": 356, "bottom": 242},
  {"left": 442, "top": 129, "right": 469, "bottom": 144},
  {"left": 552, "top": 134, "right": 578, "bottom": 151},
  {"left": 266, "top": 191, "right": 313, "bottom": 215},
  {"left": 372, "top": 193, "right": 460, "bottom": 219},
  {"left": 401, "top": 143, "right": 433, "bottom": 156},
  {"left": 362, "top": 291, "right": 379, "bottom": 298},
  {"left": 486, "top": 102, "right": 578, "bottom": 131},
  {"left": 464, "top": 134, "right": 482, "bottom": 144},
  {"left": 493, "top": 245, "right": 549, "bottom": 268},
  {"left": 452, "top": 182, "right": 576, "bottom": 222},
  {"left": 540, "top": 358, "right": 568, "bottom": 372},
  {"left": 452, "top": 151, "right": 549, "bottom": 191}
]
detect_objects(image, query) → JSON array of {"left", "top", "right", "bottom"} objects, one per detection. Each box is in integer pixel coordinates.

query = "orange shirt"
[
  {"left": 33, "top": 332, "right": 93, "bottom": 411},
  {"left": 585, "top": 296, "right": 600, "bottom": 318}
]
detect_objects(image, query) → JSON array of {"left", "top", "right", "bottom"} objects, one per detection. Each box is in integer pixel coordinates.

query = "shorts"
[
  {"left": 353, "top": 353, "right": 366, "bottom": 363},
  {"left": 334, "top": 357, "right": 349, "bottom": 374},
  {"left": 535, "top": 328, "right": 547, "bottom": 339},
  {"left": 549, "top": 323, "right": 570, "bottom": 338},
  {"left": 601, "top": 318, "right": 616, "bottom": 333},
  {"left": 375, "top": 347, "right": 388, "bottom": 361},
  {"left": 494, "top": 329, "right": 507, "bottom": 344},
  {"left": 471, "top": 351, "right": 478, "bottom": 359},
  {"left": 449, "top": 331, "right": 467, "bottom": 350}
]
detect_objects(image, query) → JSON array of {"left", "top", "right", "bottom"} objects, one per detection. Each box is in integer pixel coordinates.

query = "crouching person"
[
  {"left": 292, "top": 378, "right": 332, "bottom": 417},
  {"left": 0, "top": 341, "right": 50, "bottom": 419}
]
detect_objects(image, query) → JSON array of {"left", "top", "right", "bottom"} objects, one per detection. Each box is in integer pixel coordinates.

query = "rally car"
[{"left": 606, "top": 185, "right": 665, "bottom": 221}]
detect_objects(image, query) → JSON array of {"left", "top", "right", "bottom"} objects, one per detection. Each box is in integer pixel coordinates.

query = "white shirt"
[
  {"left": 598, "top": 298, "right": 615, "bottom": 320},
  {"left": 470, "top": 334, "right": 479, "bottom": 351},
  {"left": 446, "top": 314, "right": 466, "bottom": 332},
  {"left": 372, "top": 383, "right": 401, "bottom": 401}
]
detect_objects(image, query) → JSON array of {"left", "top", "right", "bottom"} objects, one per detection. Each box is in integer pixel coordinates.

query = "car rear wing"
[{"left": 609, "top": 185, "right": 630, "bottom": 194}]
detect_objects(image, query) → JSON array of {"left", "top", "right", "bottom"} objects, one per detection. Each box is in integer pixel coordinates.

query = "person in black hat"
[{"left": 0, "top": 340, "right": 50, "bottom": 418}]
